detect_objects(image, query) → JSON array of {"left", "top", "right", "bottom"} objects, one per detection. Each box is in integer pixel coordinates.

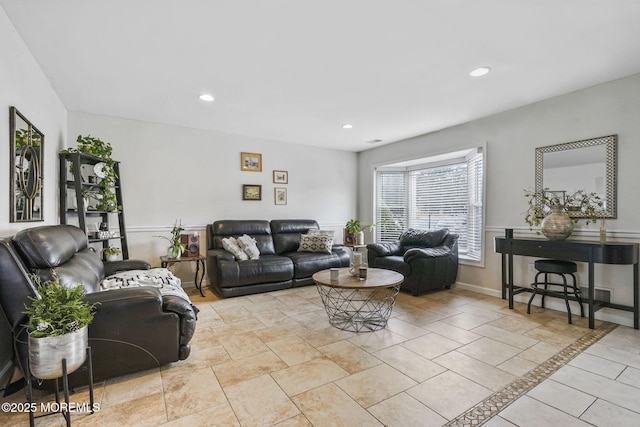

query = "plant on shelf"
[
  {"left": 101, "top": 246, "right": 122, "bottom": 261},
  {"left": 155, "top": 220, "right": 186, "bottom": 259},
  {"left": 23, "top": 273, "right": 97, "bottom": 379},
  {"left": 61, "top": 135, "right": 121, "bottom": 212},
  {"left": 523, "top": 188, "right": 605, "bottom": 229}
]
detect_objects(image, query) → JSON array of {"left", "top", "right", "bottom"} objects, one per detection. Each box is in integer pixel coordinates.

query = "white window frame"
[{"left": 373, "top": 146, "right": 486, "bottom": 266}]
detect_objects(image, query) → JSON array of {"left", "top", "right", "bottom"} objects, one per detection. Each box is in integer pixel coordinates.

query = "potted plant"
[
  {"left": 523, "top": 188, "right": 604, "bottom": 240},
  {"left": 345, "top": 219, "right": 376, "bottom": 245},
  {"left": 156, "top": 220, "right": 186, "bottom": 259},
  {"left": 101, "top": 246, "right": 121, "bottom": 261},
  {"left": 61, "top": 135, "right": 121, "bottom": 212},
  {"left": 23, "top": 273, "right": 96, "bottom": 380}
]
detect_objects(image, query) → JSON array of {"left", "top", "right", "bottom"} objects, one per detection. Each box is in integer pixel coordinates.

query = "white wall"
[
  {"left": 358, "top": 73, "right": 640, "bottom": 326},
  {"left": 0, "top": 7, "right": 67, "bottom": 235},
  {"left": 68, "top": 111, "right": 357, "bottom": 271}
]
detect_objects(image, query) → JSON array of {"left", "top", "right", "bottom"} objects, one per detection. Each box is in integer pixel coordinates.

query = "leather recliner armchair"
[
  {"left": 0, "top": 225, "right": 197, "bottom": 388},
  {"left": 366, "top": 228, "right": 459, "bottom": 296}
]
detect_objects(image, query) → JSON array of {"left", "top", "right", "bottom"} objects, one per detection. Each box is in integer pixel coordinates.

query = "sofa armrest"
[
  {"left": 209, "top": 248, "right": 235, "bottom": 262},
  {"left": 367, "top": 241, "right": 403, "bottom": 257},
  {"left": 162, "top": 295, "right": 198, "bottom": 345},
  {"left": 85, "top": 286, "right": 163, "bottom": 309},
  {"left": 103, "top": 259, "right": 151, "bottom": 276},
  {"left": 331, "top": 244, "right": 348, "bottom": 254},
  {"left": 404, "top": 246, "right": 453, "bottom": 263}
]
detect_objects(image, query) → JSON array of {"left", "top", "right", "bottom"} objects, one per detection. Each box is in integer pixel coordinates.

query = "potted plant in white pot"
[
  {"left": 23, "top": 273, "right": 96, "bottom": 379},
  {"left": 156, "top": 220, "right": 186, "bottom": 259},
  {"left": 101, "top": 246, "right": 121, "bottom": 262}
]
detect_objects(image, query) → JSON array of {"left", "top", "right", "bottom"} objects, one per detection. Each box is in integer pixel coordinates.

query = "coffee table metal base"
[{"left": 315, "top": 284, "right": 400, "bottom": 332}]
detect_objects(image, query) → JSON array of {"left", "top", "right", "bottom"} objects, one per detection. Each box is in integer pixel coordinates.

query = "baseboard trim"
[{"left": 453, "top": 281, "right": 634, "bottom": 328}]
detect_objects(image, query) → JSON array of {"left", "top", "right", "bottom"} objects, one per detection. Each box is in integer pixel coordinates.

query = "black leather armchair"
[
  {"left": 0, "top": 225, "right": 197, "bottom": 388},
  {"left": 367, "top": 228, "right": 459, "bottom": 296}
]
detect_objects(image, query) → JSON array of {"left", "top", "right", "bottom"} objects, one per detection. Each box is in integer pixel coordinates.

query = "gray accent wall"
[{"left": 358, "top": 72, "right": 640, "bottom": 326}]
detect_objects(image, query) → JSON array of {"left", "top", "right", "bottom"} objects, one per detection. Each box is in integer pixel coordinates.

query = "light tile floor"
[{"left": 2, "top": 284, "right": 639, "bottom": 426}]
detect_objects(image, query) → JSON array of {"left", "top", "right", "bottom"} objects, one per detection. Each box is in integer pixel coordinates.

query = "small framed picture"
[
  {"left": 273, "top": 170, "right": 288, "bottom": 184},
  {"left": 241, "top": 152, "right": 262, "bottom": 172},
  {"left": 274, "top": 187, "right": 287, "bottom": 205},
  {"left": 243, "top": 184, "right": 262, "bottom": 200}
]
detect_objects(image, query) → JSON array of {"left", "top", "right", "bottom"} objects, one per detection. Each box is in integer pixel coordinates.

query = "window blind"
[{"left": 375, "top": 171, "right": 407, "bottom": 242}]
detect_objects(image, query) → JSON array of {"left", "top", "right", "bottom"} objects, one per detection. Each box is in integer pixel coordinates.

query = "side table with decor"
[{"left": 160, "top": 255, "right": 206, "bottom": 297}]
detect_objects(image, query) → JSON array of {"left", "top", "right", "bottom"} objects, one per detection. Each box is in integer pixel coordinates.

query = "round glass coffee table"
[{"left": 312, "top": 267, "right": 404, "bottom": 332}]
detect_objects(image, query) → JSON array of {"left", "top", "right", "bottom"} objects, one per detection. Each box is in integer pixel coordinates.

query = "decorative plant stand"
[{"left": 25, "top": 347, "right": 95, "bottom": 427}]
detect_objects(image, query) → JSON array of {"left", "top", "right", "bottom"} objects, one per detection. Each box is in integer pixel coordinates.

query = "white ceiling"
[{"left": 3, "top": 1, "right": 640, "bottom": 152}]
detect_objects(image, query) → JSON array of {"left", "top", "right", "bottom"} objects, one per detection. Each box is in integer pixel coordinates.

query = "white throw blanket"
[{"left": 101, "top": 268, "right": 191, "bottom": 303}]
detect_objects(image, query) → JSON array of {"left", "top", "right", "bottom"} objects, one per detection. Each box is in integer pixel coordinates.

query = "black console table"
[{"left": 494, "top": 237, "right": 639, "bottom": 329}]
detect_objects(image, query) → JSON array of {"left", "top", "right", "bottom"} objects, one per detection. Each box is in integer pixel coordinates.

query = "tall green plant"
[{"left": 23, "top": 273, "right": 96, "bottom": 338}]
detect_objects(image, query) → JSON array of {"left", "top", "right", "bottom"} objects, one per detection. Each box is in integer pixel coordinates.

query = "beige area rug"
[{"left": 444, "top": 321, "right": 618, "bottom": 426}]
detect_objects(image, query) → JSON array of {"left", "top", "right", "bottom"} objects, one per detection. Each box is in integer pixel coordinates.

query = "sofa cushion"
[
  {"left": 371, "top": 255, "right": 411, "bottom": 277},
  {"left": 13, "top": 225, "right": 90, "bottom": 269},
  {"left": 298, "top": 233, "right": 333, "bottom": 254},
  {"left": 218, "top": 255, "right": 293, "bottom": 287},
  {"left": 285, "top": 251, "right": 346, "bottom": 279},
  {"left": 222, "top": 237, "right": 248, "bottom": 261},
  {"left": 211, "top": 220, "right": 276, "bottom": 255},
  {"left": 400, "top": 228, "right": 449, "bottom": 249},
  {"left": 271, "top": 219, "right": 319, "bottom": 254}
]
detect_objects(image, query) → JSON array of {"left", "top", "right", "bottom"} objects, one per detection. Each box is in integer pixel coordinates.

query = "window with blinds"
[{"left": 374, "top": 149, "right": 484, "bottom": 262}]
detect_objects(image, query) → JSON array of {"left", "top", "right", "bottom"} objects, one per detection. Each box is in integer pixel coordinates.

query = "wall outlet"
[{"left": 528, "top": 263, "right": 535, "bottom": 273}]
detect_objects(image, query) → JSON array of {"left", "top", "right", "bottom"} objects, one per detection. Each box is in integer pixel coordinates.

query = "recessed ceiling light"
[
  {"left": 199, "top": 94, "right": 215, "bottom": 102},
  {"left": 469, "top": 67, "right": 491, "bottom": 77},
  {"left": 342, "top": 124, "right": 353, "bottom": 129}
]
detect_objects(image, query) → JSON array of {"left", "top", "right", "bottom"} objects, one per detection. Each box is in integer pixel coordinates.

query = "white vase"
[
  {"left": 28, "top": 325, "right": 88, "bottom": 380},
  {"left": 167, "top": 247, "right": 181, "bottom": 259},
  {"left": 356, "top": 231, "right": 365, "bottom": 245},
  {"left": 106, "top": 254, "right": 118, "bottom": 262}
]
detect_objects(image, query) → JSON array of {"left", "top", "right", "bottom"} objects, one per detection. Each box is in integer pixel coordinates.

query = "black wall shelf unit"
[{"left": 58, "top": 152, "right": 129, "bottom": 260}]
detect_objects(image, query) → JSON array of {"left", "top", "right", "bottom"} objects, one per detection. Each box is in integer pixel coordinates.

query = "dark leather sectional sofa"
[
  {"left": 206, "top": 219, "right": 350, "bottom": 297},
  {"left": 0, "top": 225, "right": 197, "bottom": 388}
]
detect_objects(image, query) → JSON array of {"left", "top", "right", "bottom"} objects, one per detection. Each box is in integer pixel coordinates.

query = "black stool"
[{"left": 527, "top": 259, "right": 584, "bottom": 324}]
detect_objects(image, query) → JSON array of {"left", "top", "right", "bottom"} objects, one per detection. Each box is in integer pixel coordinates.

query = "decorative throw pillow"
[
  {"left": 298, "top": 233, "right": 333, "bottom": 254},
  {"left": 237, "top": 234, "right": 260, "bottom": 260},
  {"left": 222, "top": 237, "right": 249, "bottom": 261}
]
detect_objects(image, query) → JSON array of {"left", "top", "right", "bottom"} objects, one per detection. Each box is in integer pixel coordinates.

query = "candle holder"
[{"left": 349, "top": 261, "right": 368, "bottom": 277}]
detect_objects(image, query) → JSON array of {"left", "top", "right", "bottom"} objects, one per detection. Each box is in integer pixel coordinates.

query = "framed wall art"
[
  {"left": 242, "top": 184, "right": 262, "bottom": 200},
  {"left": 274, "top": 187, "right": 287, "bottom": 205},
  {"left": 273, "top": 170, "right": 288, "bottom": 184},
  {"left": 241, "top": 152, "right": 262, "bottom": 172}
]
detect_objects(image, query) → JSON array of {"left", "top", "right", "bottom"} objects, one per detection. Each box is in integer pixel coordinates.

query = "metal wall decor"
[
  {"left": 535, "top": 134, "right": 617, "bottom": 219},
  {"left": 10, "top": 106, "right": 44, "bottom": 222}
]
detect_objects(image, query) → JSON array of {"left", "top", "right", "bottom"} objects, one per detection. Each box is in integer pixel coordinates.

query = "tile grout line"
[{"left": 443, "top": 321, "right": 619, "bottom": 427}]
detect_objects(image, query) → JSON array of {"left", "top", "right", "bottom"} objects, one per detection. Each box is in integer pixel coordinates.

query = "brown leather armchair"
[
  {"left": 0, "top": 225, "right": 197, "bottom": 388},
  {"left": 367, "top": 228, "right": 459, "bottom": 296}
]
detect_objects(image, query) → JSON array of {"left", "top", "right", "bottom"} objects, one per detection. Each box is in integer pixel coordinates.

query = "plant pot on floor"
[{"left": 28, "top": 325, "right": 88, "bottom": 380}]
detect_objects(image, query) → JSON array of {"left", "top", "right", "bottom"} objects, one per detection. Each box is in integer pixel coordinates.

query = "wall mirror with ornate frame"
[
  {"left": 535, "top": 134, "right": 617, "bottom": 219},
  {"left": 10, "top": 106, "right": 44, "bottom": 222}
]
